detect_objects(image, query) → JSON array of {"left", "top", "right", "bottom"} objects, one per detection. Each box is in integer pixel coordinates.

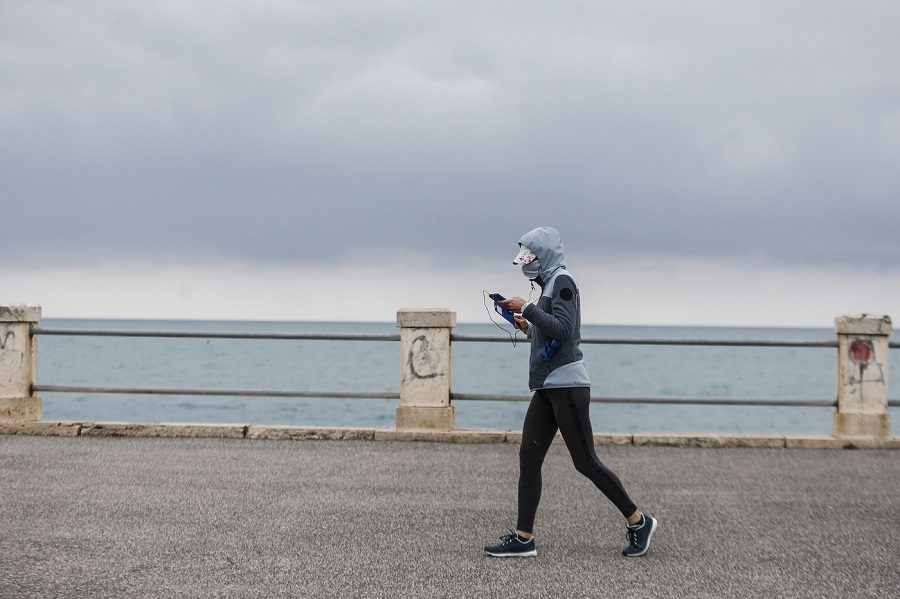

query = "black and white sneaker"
[
  {"left": 484, "top": 531, "right": 537, "bottom": 557},
  {"left": 622, "top": 513, "right": 657, "bottom": 557}
]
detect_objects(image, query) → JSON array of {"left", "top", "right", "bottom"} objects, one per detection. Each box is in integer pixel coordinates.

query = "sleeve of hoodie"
[{"left": 521, "top": 275, "right": 578, "bottom": 342}]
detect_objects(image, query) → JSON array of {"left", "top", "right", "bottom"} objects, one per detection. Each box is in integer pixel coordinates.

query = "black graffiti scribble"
[
  {"left": 407, "top": 334, "right": 440, "bottom": 380},
  {"left": 0, "top": 330, "right": 14, "bottom": 350},
  {"left": 0, "top": 330, "right": 24, "bottom": 376}
]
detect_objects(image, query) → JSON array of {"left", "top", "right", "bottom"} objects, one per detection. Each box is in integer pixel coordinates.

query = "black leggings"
[{"left": 517, "top": 387, "right": 637, "bottom": 533}]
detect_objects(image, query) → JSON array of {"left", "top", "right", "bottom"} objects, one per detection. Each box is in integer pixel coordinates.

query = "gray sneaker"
[
  {"left": 484, "top": 531, "right": 537, "bottom": 557},
  {"left": 622, "top": 514, "right": 657, "bottom": 557}
]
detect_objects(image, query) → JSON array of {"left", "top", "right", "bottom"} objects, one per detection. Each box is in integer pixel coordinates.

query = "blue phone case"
[{"left": 489, "top": 293, "right": 517, "bottom": 326}]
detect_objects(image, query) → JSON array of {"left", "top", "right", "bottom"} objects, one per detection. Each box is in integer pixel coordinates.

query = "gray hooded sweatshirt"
[{"left": 518, "top": 227, "right": 591, "bottom": 391}]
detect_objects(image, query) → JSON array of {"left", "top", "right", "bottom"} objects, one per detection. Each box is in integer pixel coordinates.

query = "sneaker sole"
[
  {"left": 484, "top": 549, "right": 538, "bottom": 558},
  {"left": 623, "top": 517, "right": 657, "bottom": 557}
]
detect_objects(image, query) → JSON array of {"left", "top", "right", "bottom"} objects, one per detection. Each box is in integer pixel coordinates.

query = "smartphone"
[{"left": 489, "top": 293, "right": 517, "bottom": 326}]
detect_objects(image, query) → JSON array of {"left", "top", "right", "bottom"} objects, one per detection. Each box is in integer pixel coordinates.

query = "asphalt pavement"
[{"left": 1, "top": 435, "right": 897, "bottom": 598}]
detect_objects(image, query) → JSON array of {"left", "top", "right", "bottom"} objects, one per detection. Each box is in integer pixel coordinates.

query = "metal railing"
[
  {"left": 452, "top": 334, "right": 842, "bottom": 348},
  {"left": 31, "top": 326, "right": 401, "bottom": 401},
  {"left": 30, "top": 325, "right": 900, "bottom": 408},
  {"left": 450, "top": 334, "right": 848, "bottom": 407},
  {"left": 32, "top": 328, "right": 400, "bottom": 342}
]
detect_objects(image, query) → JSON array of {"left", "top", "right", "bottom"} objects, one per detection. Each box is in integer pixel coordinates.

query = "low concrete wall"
[
  {"left": 2, "top": 306, "right": 895, "bottom": 444},
  {"left": 1, "top": 421, "right": 898, "bottom": 449}
]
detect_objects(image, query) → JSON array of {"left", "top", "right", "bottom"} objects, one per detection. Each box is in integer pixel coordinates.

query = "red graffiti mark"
[{"left": 849, "top": 339, "right": 873, "bottom": 364}]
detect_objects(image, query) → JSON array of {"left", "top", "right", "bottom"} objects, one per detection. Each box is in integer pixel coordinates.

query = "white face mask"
[{"left": 521, "top": 260, "right": 541, "bottom": 280}]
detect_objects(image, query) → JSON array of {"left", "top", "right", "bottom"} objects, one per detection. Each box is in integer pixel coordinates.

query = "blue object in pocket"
[{"left": 540, "top": 339, "right": 561, "bottom": 363}]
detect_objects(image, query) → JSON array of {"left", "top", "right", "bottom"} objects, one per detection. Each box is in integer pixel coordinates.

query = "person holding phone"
[{"left": 483, "top": 226, "right": 657, "bottom": 558}]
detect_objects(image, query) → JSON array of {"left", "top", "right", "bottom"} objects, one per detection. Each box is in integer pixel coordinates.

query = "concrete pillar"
[
  {"left": 396, "top": 309, "right": 456, "bottom": 430},
  {"left": 833, "top": 314, "right": 891, "bottom": 438},
  {"left": 0, "top": 306, "right": 41, "bottom": 421}
]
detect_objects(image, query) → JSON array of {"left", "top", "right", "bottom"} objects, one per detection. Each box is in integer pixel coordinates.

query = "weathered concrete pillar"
[
  {"left": 0, "top": 306, "right": 41, "bottom": 421},
  {"left": 833, "top": 314, "right": 891, "bottom": 438},
  {"left": 396, "top": 309, "right": 456, "bottom": 430}
]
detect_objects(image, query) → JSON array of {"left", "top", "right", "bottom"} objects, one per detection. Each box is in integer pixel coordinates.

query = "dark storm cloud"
[{"left": 2, "top": 1, "right": 899, "bottom": 267}]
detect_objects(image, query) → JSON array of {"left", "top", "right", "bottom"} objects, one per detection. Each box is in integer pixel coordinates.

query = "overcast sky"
[{"left": 2, "top": 1, "right": 899, "bottom": 326}]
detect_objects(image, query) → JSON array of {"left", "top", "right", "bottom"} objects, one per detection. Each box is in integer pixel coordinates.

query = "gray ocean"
[{"left": 36, "top": 319, "right": 900, "bottom": 435}]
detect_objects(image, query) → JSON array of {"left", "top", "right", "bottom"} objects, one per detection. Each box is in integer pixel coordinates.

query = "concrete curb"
[
  {"left": 633, "top": 432, "right": 787, "bottom": 448},
  {"left": 0, "top": 421, "right": 82, "bottom": 437},
  {"left": 80, "top": 422, "right": 248, "bottom": 439},
  {"left": 247, "top": 425, "right": 376, "bottom": 441},
  {"left": 1, "top": 421, "right": 899, "bottom": 449}
]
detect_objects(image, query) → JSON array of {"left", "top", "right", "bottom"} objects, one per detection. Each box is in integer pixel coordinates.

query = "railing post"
[
  {"left": 396, "top": 309, "right": 456, "bottom": 430},
  {"left": 0, "top": 306, "right": 42, "bottom": 421},
  {"left": 833, "top": 314, "right": 892, "bottom": 438}
]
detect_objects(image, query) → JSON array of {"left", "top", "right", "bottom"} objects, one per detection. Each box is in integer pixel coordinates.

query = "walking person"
[{"left": 484, "top": 226, "right": 657, "bottom": 558}]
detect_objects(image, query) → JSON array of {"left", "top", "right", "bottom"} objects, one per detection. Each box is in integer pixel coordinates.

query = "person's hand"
[
  {"left": 514, "top": 314, "right": 529, "bottom": 333},
  {"left": 500, "top": 296, "right": 527, "bottom": 313}
]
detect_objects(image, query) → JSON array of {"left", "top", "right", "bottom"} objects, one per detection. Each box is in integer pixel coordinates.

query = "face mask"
[{"left": 521, "top": 260, "right": 541, "bottom": 280}]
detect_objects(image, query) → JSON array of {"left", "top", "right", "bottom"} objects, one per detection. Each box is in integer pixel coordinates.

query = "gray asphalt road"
[{"left": 1, "top": 435, "right": 897, "bottom": 598}]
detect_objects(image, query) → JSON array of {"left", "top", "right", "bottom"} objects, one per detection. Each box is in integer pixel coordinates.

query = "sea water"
[{"left": 36, "top": 319, "right": 900, "bottom": 434}]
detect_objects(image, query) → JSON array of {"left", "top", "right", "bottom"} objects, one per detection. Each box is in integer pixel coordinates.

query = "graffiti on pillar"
[
  {"left": 0, "top": 327, "right": 24, "bottom": 377},
  {"left": 0, "top": 330, "right": 14, "bottom": 350},
  {"left": 847, "top": 338, "right": 884, "bottom": 402},
  {"left": 407, "top": 334, "right": 442, "bottom": 380}
]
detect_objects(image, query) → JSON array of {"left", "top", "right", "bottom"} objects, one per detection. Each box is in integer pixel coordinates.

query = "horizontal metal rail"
[
  {"left": 33, "top": 385, "right": 899, "bottom": 407},
  {"left": 450, "top": 392, "right": 843, "bottom": 407},
  {"left": 32, "top": 328, "right": 848, "bottom": 348},
  {"left": 32, "top": 328, "right": 400, "bottom": 342},
  {"left": 33, "top": 384, "right": 399, "bottom": 400},
  {"left": 452, "top": 334, "right": 839, "bottom": 348}
]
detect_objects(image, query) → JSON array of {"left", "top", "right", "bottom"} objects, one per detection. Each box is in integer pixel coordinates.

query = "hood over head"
[{"left": 516, "top": 226, "right": 566, "bottom": 281}]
